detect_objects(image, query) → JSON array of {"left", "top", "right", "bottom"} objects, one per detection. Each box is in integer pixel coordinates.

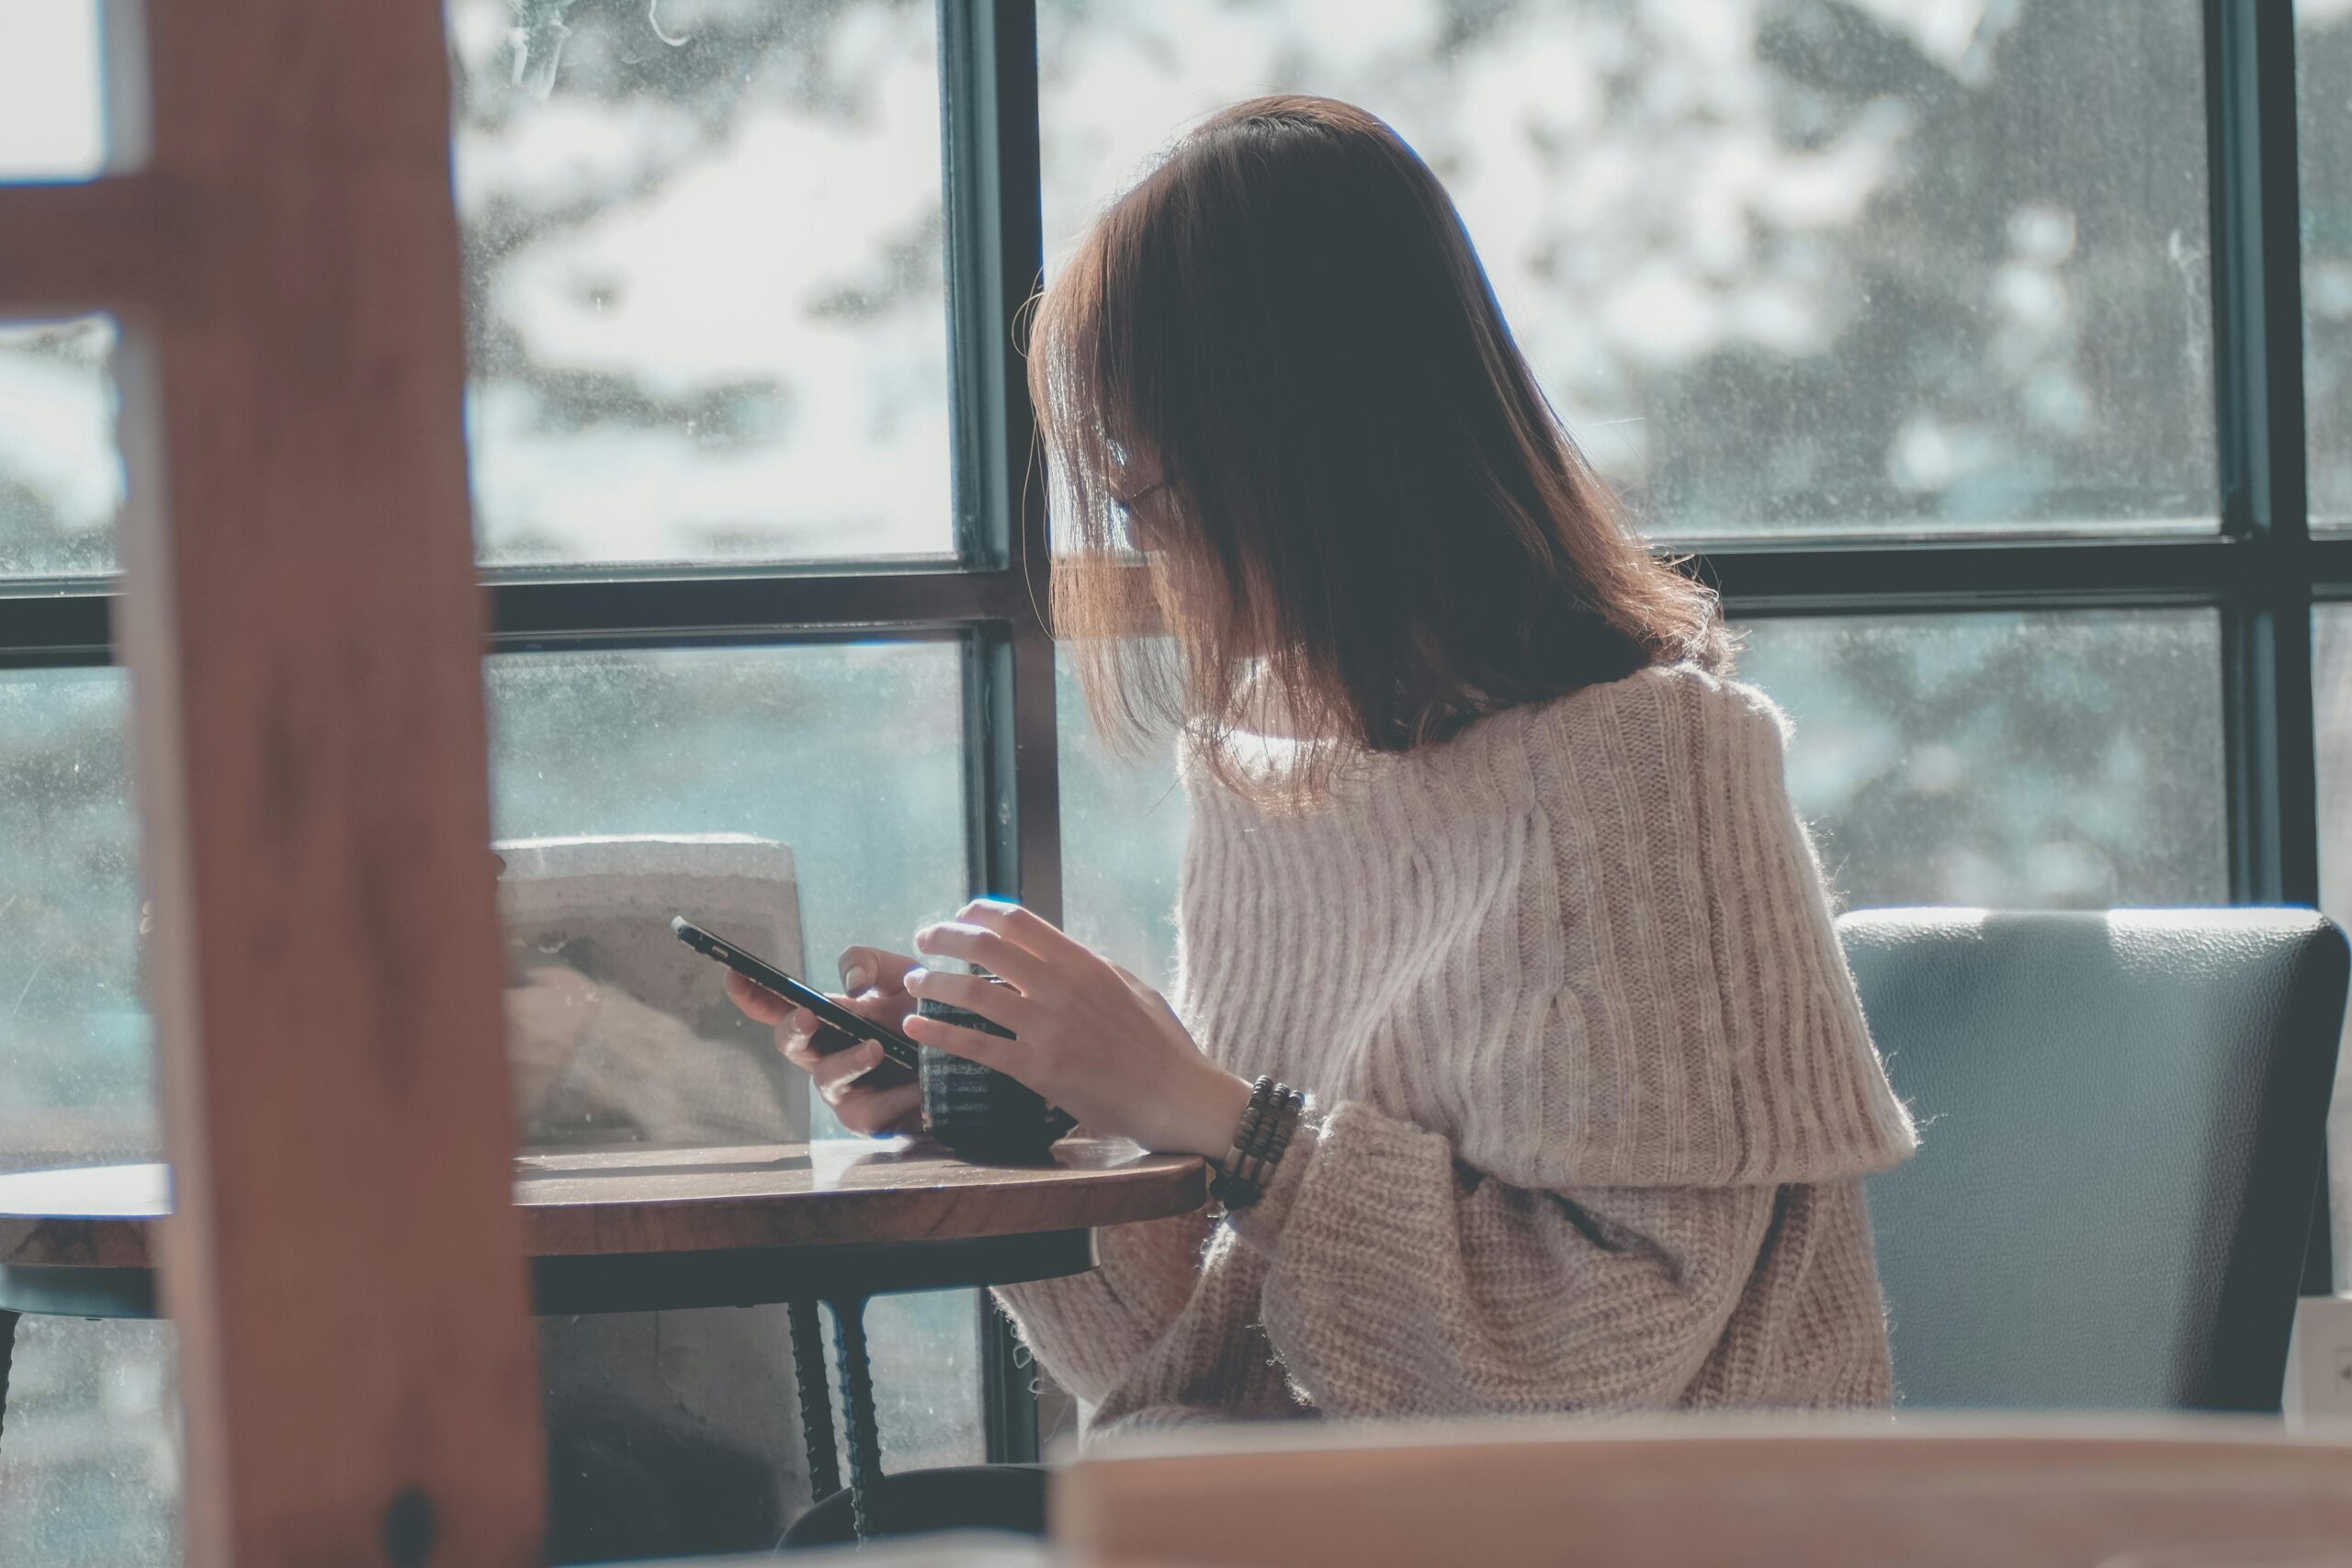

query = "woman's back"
[{"left": 999, "top": 663, "right": 1916, "bottom": 1431}]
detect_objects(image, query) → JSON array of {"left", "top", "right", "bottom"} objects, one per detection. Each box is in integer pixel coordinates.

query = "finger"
[
  {"left": 727, "top": 970, "right": 793, "bottom": 1025},
  {"left": 809, "top": 1038, "right": 888, "bottom": 1095},
  {"left": 905, "top": 968, "right": 1036, "bottom": 1034},
  {"left": 910, "top": 921, "right": 1051, "bottom": 993},
  {"left": 952, "top": 898, "right": 1095, "bottom": 970},
  {"left": 832, "top": 1080, "right": 923, "bottom": 1136},
  {"left": 902, "top": 1010, "right": 1023, "bottom": 1074},
  {"left": 781, "top": 1018, "right": 863, "bottom": 1065},
  {"left": 777, "top": 1019, "right": 841, "bottom": 1071},
  {"left": 837, "top": 990, "right": 912, "bottom": 1026},
  {"left": 839, "top": 946, "right": 918, "bottom": 995}
]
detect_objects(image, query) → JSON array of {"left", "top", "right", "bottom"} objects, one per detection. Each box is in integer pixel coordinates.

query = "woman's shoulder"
[
  {"left": 1524, "top": 660, "right": 1792, "bottom": 754},
  {"left": 1436, "top": 660, "right": 1794, "bottom": 813},
  {"left": 1175, "top": 660, "right": 1792, "bottom": 816}
]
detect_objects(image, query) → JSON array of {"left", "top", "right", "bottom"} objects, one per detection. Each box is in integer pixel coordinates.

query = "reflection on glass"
[
  {"left": 0, "top": 1, "right": 107, "bottom": 181},
  {"left": 1038, "top": 0, "right": 2217, "bottom": 539},
  {"left": 2315, "top": 605, "right": 2352, "bottom": 1287},
  {"left": 2302, "top": 1, "right": 2352, "bottom": 529},
  {"left": 1737, "top": 611, "right": 2227, "bottom": 907},
  {"left": 446, "top": 0, "right": 955, "bottom": 567},
  {"left": 0, "top": 318, "right": 123, "bottom": 578}
]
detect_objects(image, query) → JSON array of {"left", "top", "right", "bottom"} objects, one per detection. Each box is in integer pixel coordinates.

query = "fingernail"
[
  {"left": 905, "top": 967, "right": 929, "bottom": 992},
  {"left": 842, "top": 964, "right": 871, "bottom": 992}
]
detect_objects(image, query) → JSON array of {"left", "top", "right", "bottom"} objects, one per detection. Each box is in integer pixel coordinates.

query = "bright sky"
[{"left": 0, "top": 0, "right": 106, "bottom": 179}]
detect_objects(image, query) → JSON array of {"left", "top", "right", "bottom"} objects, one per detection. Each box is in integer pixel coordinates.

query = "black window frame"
[{"left": 0, "top": 0, "right": 2345, "bottom": 1461}]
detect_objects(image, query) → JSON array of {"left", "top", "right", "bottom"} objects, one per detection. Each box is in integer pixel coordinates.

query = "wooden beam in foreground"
[{"left": 104, "top": 3, "right": 545, "bottom": 1563}]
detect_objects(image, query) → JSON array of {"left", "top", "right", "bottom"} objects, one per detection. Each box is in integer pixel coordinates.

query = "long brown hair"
[{"left": 1031, "top": 95, "right": 1726, "bottom": 796}]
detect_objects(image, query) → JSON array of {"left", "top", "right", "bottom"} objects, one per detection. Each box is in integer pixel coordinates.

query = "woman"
[{"left": 730, "top": 96, "right": 1916, "bottom": 1430}]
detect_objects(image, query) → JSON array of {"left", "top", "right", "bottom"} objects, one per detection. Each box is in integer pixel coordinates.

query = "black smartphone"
[{"left": 672, "top": 915, "right": 922, "bottom": 1075}]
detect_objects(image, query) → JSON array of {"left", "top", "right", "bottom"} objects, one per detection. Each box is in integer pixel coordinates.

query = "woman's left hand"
[{"left": 904, "top": 899, "right": 1254, "bottom": 1158}]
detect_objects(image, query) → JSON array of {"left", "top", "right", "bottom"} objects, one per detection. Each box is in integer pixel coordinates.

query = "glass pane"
[
  {"left": 1736, "top": 611, "right": 2228, "bottom": 907},
  {"left": 0, "top": 1, "right": 107, "bottom": 181},
  {"left": 1056, "top": 651, "right": 1191, "bottom": 992},
  {"left": 2302, "top": 1, "right": 2352, "bottom": 529},
  {"left": 447, "top": 0, "right": 954, "bottom": 568},
  {"left": 484, "top": 639, "right": 986, "bottom": 1513},
  {"left": 0, "top": 317, "right": 124, "bottom": 578},
  {"left": 2316, "top": 605, "right": 2352, "bottom": 1287},
  {"left": 1037, "top": 1, "right": 2217, "bottom": 540},
  {"left": 0, "top": 667, "right": 147, "bottom": 1168},
  {"left": 0, "top": 666, "right": 171, "bottom": 1568},
  {"left": 0, "top": 1319, "right": 180, "bottom": 1568}
]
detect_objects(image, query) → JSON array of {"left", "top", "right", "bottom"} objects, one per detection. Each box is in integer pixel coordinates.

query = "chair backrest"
[
  {"left": 1053, "top": 1416, "right": 2352, "bottom": 1568},
  {"left": 496, "top": 833, "right": 808, "bottom": 1148},
  {"left": 1840, "top": 908, "right": 2349, "bottom": 1412}
]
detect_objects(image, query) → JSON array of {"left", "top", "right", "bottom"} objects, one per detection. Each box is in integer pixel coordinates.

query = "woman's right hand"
[{"left": 726, "top": 946, "right": 922, "bottom": 1136}]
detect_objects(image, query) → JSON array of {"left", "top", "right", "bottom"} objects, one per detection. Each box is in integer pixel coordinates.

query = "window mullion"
[
  {"left": 2206, "top": 0, "right": 2331, "bottom": 1299},
  {"left": 942, "top": 0, "right": 1053, "bottom": 1468},
  {"left": 2207, "top": 0, "right": 2319, "bottom": 908}
]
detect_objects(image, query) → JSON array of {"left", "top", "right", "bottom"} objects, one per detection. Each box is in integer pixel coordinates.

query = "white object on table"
[{"left": 495, "top": 833, "right": 809, "bottom": 1147}]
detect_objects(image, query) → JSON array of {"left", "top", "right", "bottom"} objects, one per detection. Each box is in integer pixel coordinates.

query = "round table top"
[{"left": 0, "top": 1137, "right": 1206, "bottom": 1270}]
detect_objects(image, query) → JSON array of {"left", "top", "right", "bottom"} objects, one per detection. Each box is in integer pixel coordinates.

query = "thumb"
[{"left": 839, "top": 945, "right": 917, "bottom": 995}]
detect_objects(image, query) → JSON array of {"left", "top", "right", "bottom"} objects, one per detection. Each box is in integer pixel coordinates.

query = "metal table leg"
[
  {"left": 785, "top": 1298, "right": 841, "bottom": 1504},
  {"left": 829, "top": 1297, "right": 884, "bottom": 1542},
  {"left": 0, "top": 1308, "right": 17, "bottom": 1450}
]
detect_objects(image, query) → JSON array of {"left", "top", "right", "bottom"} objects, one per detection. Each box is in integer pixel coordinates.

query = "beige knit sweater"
[{"left": 998, "top": 663, "right": 1918, "bottom": 1432}]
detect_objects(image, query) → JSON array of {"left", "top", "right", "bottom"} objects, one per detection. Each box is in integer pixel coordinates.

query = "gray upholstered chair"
[{"left": 1841, "top": 908, "right": 2348, "bottom": 1412}]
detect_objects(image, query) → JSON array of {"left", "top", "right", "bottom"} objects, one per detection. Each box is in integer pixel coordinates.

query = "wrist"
[{"left": 1178, "top": 1066, "right": 1256, "bottom": 1159}]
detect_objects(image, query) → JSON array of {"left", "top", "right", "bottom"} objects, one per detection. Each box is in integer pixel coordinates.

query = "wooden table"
[{"left": 0, "top": 1138, "right": 1205, "bottom": 1542}]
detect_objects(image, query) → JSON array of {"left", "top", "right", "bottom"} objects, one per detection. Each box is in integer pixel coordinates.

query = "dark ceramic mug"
[{"left": 916, "top": 975, "right": 1075, "bottom": 1163}]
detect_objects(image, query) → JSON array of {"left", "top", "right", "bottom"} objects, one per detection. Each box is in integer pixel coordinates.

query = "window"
[
  {"left": 0, "top": 316, "right": 121, "bottom": 578},
  {"left": 2303, "top": 0, "right": 2352, "bottom": 529},
  {"left": 2319, "top": 604, "right": 2352, "bottom": 1287},
  {"left": 447, "top": 0, "right": 957, "bottom": 568},
  {"left": 1038, "top": 1, "right": 2216, "bottom": 540},
  {"left": 1, "top": 3, "right": 2347, "bottom": 1561},
  {"left": 0, "top": 1, "right": 107, "bottom": 183}
]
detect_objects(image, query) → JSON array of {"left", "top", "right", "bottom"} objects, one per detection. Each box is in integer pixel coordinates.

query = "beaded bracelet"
[{"left": 1210, "top": 1077, "right": 1306, "bottom": 1210}]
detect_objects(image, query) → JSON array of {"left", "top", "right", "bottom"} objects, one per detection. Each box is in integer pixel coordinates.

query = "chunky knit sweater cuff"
[{"left": 1222, "top": 1099, "right": 1327, "bottom": 1258}]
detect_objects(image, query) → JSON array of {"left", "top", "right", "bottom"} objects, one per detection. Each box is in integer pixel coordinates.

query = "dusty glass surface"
[
  {"left": 0, "top": 666, "right": 144, "bottom": 1169},
  {"left": 0, "top": 317, "right": 122, "bottom": 578},
  {"left": 2314, "top": 605, "right": 2352, "bottom": 1286},
  {"left": 1038, "top": 0, "right": 2218, "bottom": 540},
  {"left": 0, "top": 668, "right": 168, "bottom": 1568},
  {"left": 0, "top": 1, "right": 107, "bottom": 181},
  {"left": 2302, "top": 0, "right": 2352, "bottom": 529},
  {"left": 0, "top": 1318, "right": 179, "bottom": 1568},
  {"left": 1736, "top": 610, "right": 2228, "bottom": 907},
  {"left": 0, "top": 644, "right": 986, "bottom": 1565},
  {"left": 446, "top": 0, "right": 955, "bottom": 566},
  {"left": 482, "top": 641, "right": 986, "bottom": 1487},
  {"left": 1056, "top": 651, "right": 1192, "bottom": 993}
]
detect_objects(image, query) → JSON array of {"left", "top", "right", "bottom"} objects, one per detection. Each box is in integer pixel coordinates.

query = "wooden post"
[{"left": 0, "top": 2, "right": 547, "bottom": 1562}]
